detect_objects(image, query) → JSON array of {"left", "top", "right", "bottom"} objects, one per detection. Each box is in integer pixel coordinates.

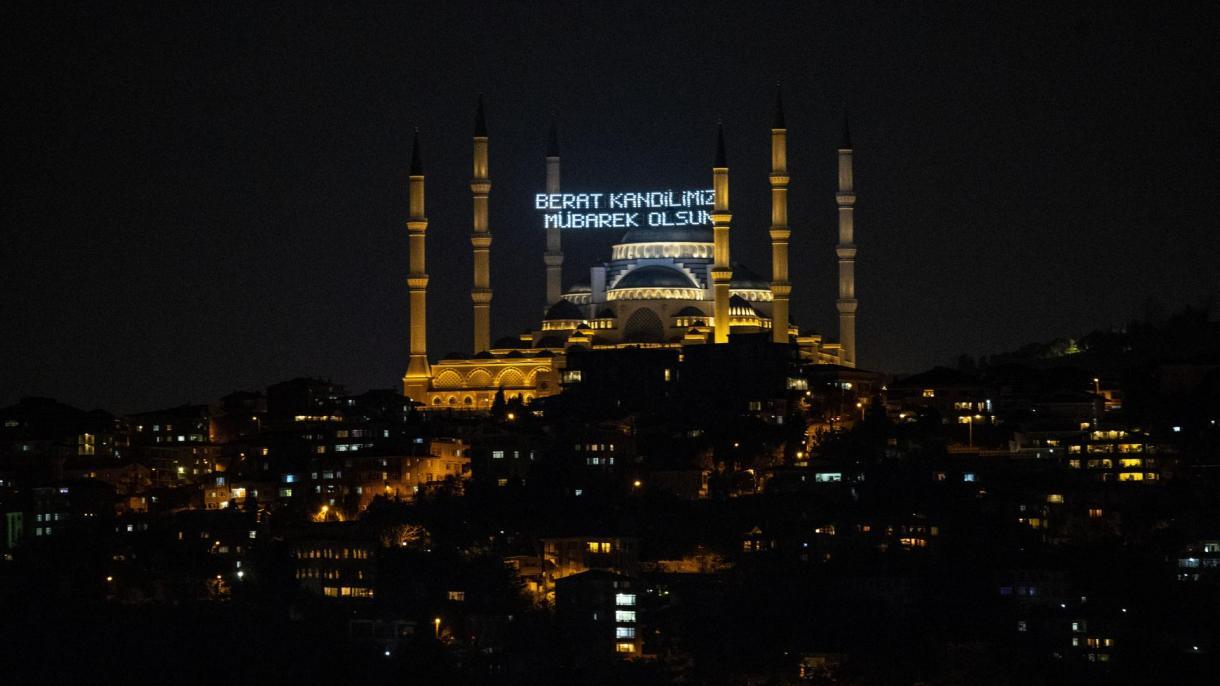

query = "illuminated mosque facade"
[{"left": 403, "top": 91, "right": 859, "bottom": 409}]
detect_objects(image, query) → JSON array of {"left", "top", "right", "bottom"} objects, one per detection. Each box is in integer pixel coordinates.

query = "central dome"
[{"left": 616, "top": 226, "right": 713, "bottom": 245}]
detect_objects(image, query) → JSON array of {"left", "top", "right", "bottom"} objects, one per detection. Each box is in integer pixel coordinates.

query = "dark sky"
[{"left": 3, "top": 2, "right": 1217, "bottom": 413}]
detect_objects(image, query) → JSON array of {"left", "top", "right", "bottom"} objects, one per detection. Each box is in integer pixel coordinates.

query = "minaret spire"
[
  {"left": 544, "top": 115, "right": 563, "bottom": 306},
  {"left": 836, "top": 109, "right": 858, "bottom": 367},
  {"left": 769, "top": 85, "right": 792, "bottom": 344},
  {"left": 403, "top": 129, "right": 432, "bottom": 400},
  {"left": 471, "top": 96, "right": 493, "bottom": 354},
  {"left": 711, "top": 122, "right": 733, "bottom": 344}
]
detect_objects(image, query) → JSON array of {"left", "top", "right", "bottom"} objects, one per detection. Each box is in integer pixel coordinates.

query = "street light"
[
  {"left": 433, "top": 617, "right": 442, "bottom": 639},
  {"left": 966, "top": 415, "right": 983, "bottom": 447}
]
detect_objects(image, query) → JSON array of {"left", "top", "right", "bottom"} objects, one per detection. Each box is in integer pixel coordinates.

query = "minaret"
[
  {"left": 836, "top": 112, "right": 858, "bottom": 367},
  {"left": 711, "top": 123, "right": 733, "bottom": 344},
  {"left": 403, "top": 130, "right": 432, "bottom": 400},
  {"left": 471, "top": 96, "right": 493, "bottom": 354},
  {"left": 543, "top": 118, "right": 563, "bottom": 305},
  {"left": 769, "top": 86, "right": 792, "bottom": 344}
]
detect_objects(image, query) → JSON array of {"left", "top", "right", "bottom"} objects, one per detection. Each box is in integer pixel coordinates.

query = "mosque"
[{"left": 402, "top": 90, "right": 859, "bottom": 410}]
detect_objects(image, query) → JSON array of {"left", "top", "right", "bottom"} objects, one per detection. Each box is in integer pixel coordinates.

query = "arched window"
[
  {"left": 468, "top": 369, "right": 492, "bottom": 388},
  {"left": 434, "top": 370, "right": 462, "bottom": 389},
  {"left": 497, "top": 368, "right": 526, "bottom": 388},
  {"left": 623, "top": 308, "right": 664, "bottom": 343}
]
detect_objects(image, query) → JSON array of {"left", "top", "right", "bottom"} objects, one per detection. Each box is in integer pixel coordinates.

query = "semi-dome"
[
  {"left": 729, "top": 262, "right": 769, "bottom": 290},
  {"left": 544, "top": 299, "right": 584, "bottom": 321},
  {"left": 616, "top": 226, "right": 713, "bottom": 245},
  {"left": 612, "top": 266, "right": 697, "bottom": 290},
  {"left": 673, "top": 306, "right": 705, "bottom": 317},
  {"left": 729, "top": 294, "right": 760, "bottom": 317}
]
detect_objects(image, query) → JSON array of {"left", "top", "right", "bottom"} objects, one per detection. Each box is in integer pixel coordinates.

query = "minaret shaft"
[
  {"left": 836, "top": 142, "right": 857, "bottom": 367},
  {"left": 711, "top": 127, "right": 733, "bottom": 344},
  {"left": 403, "top": 138, "right": 431, "bottom": 400},
  {"left": 544, "top": 154, "right": 562, "bottom": 305},
  {"left": 472, "top": 133, "right": 492, "bottom": 354},
  {"left": 770, "top": 124, "right": 791, "bottom": 344}
]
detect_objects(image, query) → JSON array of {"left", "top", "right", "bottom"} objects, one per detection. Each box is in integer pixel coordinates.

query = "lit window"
[
  {"left": 492, "top": 450, "right": 505, "bottom": 459},
  {"left": 922, "top": 389, "right": 935, "bottom": 398},
  {"left": 616, "top": 627, "right": 636, "bottom": 639},
  {"left": 615, "top": 610, "right": 636, "bottom": 623},
  {"left": 615, "top": 593, "right": 636, "bottom": 607},
  {"left": 615, "top": 642, "right": 635, "bottom": 653}
]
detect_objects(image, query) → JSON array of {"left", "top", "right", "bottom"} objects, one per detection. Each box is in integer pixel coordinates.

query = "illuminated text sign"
[{"left": 535, "top": 189, "right": 714, "bottom": 229}]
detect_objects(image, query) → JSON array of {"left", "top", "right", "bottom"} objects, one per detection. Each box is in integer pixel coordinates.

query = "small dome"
[
  {"left": 613, "top": 266, "right": 697, "bottom": 290},
  {"left": 566, "top": 283, "right": 591, "bottom": 294},
  {"left": 729, "top": 295, "right": 760, "bottom": 317},
  {"left": 730, "top": 262, "right": 769, "bottom": 290},
  {"left": 544, "top": 299, "right": 584, "bottom": 321},
  {"left": 617, "top": 226, "right": 713, "bottom": 245},
  {"left": 673, "top": 306, "right": 705, "bottom": 317}
]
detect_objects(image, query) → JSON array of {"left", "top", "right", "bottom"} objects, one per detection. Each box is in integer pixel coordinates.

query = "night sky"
[{"left": 3, "top": 2, "right": 1217, "bottom": 413}]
